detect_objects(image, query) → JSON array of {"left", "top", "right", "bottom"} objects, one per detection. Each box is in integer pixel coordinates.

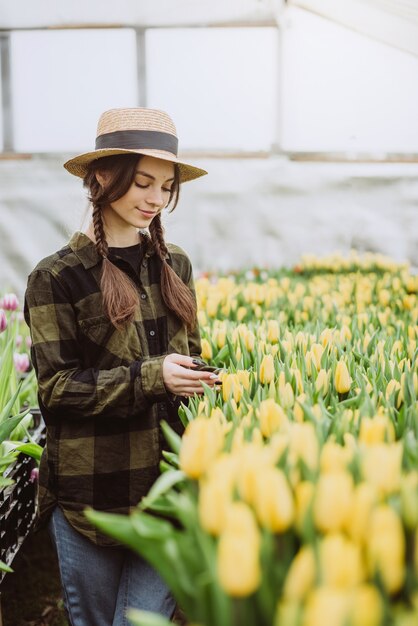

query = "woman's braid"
[
  {"left": 92, "top": 204, "right": 109, "bottom": 259},
  {"left": 149, "top": 213, "right": 168, "bottom": 261}
]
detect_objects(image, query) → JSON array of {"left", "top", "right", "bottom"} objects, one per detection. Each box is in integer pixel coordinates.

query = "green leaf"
[
  {"left": 14, "top": 442, "right": 43, "bottom": 462},
  {"left": 127, "top": 609, "right": 173, "bottom": 626},
  {"left": 0, "top": 412, "right": 29, "bottom": 443},
  {"left": 139, "top": 470, "right": 186, "bottom": 511},
  {"left": 0, "top": 560, "right": 13, "bottom": 573},
  {"left": 160, "top": 420, "right": 181, "bottom": 455}
]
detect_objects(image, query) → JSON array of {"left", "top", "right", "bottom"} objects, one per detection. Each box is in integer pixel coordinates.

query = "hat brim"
[{"left": 63, "top": 148, "right": 207, "bottom": 183}]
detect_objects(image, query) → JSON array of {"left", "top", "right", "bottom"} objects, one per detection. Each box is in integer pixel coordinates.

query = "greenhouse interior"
[{"left": 0, "top": 0, "right": 417, "bottom": 625}]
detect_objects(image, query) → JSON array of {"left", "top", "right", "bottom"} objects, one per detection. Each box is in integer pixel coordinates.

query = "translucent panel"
[
  {"left": 146, "top": 28, "right": 279, "bottom": 151},
  {"left": 0, "top": 45, "right": 3, "bottom": 151},
  {"left": 11, "top": 29, "right": 138, "bottom": 152},
  {"left": 281, "top": 8, "right": 418, "bottom": 153}
]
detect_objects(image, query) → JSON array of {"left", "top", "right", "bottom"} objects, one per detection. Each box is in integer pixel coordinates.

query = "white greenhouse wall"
[{"left": 0, "top": 156, "right": 417, "bottom": 297}]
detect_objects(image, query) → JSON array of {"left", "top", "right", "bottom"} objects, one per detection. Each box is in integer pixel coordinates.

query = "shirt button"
[
  {"left": 140, "top": 293, "right": 147, "bottom": 299},
  {"left": 142, "top": 260, "right": 148, "bottom": 268},
  {"left": 149, "top": 330, "right": 155, "bottom": 337}
]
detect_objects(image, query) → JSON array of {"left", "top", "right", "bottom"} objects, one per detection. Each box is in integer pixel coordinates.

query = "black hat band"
[{"left": 95, "top": 129, "right": 178, "bottom": 156}]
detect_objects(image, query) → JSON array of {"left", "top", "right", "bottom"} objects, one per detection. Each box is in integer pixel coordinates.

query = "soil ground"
[{"left": 0, "top": 526, "right": 68, "bottom": 625}]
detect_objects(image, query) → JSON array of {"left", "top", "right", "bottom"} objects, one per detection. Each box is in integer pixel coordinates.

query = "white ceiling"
[
  {"left": 0, "top": 0, "right": 282, "bottom": 28},
  {"left": 288, "top": 0, "right": 418, "bottom": 56}
]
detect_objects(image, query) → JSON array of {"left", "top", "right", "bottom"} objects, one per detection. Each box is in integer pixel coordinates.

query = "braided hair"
[{"left": 84, "top": 154, "right": 196, "bottom": 330}]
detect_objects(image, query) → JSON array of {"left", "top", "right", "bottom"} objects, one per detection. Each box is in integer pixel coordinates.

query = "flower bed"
[
  {"left": 0, "top": 293, "right": 43, "bottom": 579},
  {"left": 86, "top": 252, "right": 418, "bottom": 626}
]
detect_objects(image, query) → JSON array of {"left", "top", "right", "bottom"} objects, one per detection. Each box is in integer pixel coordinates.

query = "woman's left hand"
[{"left": 162, "top": 353, "right": 221, "bottom": 397}]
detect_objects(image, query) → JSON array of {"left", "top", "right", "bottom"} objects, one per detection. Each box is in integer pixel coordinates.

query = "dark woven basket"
[{"left": 0, "top": 408, "right": 46, "bottom": 585}]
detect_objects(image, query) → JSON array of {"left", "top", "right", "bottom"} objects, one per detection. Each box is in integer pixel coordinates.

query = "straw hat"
[{"left": 63, "top": 108, "right": 208, "bottom": 183}]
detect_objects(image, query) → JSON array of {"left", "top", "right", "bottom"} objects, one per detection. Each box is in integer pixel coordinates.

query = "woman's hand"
[{"left": 163, "top": 353, "right": 221, "bottom": 397}]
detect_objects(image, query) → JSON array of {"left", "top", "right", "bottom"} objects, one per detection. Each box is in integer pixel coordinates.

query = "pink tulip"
[
  {"left": 2, "top": 293, "right": 19, "bottom": 311},
  {"left": 30, "top": 467, "right": 39, "bottom": 483},
  {"left": 16, "top": 334, "right": 23, "bottom": 347},
  {"left": 0, "top": 309, "right": 6, "bottom": 333},
  {"left": 26, "top": 336, "right": 32, "bottom": 349},
  {"left": 13, "top": 352, "right": 30, "bottom": 373}
]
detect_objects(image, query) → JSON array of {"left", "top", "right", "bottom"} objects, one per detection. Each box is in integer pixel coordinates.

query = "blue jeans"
[{"left": 48, "top": 506, "right": 176, "bottom": 626}]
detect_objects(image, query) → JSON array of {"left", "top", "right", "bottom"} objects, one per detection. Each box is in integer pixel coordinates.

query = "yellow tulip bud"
[
  {"left": 334, "top": 360, "right": 352, "bottom": 394},
  {"left": 289, "top": 422, "right": 319, "bottom": 471},
  {"left": 200, "top": 338, "right": 213, "bottom": 361},
  {"left": 311, "top": 343, "right": 324, "bottom": 371},
  {"left": 303, "top": 587, "right": 350, "bottom": 626},
  {"left": 283, "top": 544, "right": 315, "bottom": 601},
  {"left": 216, "top": 325, "right": 227, "bottom": 349},
  {"left": 253, "top": 467, "right": 294, "bottom": 532},
  {"left": 237, "top": 306, "right": 247, "bottom": 322},
  {"left": 319, "top": 533, "right": 364, "bottom": 588},
  {"left": 400, "top": 472, "right": 418, "bottom": 529},
  {"left": 179, "top": 417, "right": 224, "bottom": 479},
  {"left": 345, "top": 482, "right": 377, "bottom": 545},
  {"left": 385, "top": 379, "right": 402, "bottom": 407},
  {"left": 199, "top": 476, "right": 232, "bottom": 536},
  {"left": 279, "top": 382, "right": 295, "bottom": 409},
  {"left": 267, "top": 320, "right": 280, "bottom": 343},
  {"left": 320, "top": 442, "right": 352, "bottom": 474},
  {"left": 258, "top": 399, "right": 289, "bottom": 438},
  {"left": 359, "top": 415, "right": 395, "bottom": 445},
  {"left": 313, "top": 471, "right": 354, "bottom": 533},
  {"left": 315, "top": 369, "right": 329, "bottom": 395},
  {"left": 361, "top": 442, "right": 402, "bottom": 496},
  {"left": 222, "top": 373, "right": 242, "bottom": 404},
  {"left": 217, "top": 502, "right": 261, "bottom": 597},
  {"left": 259, "top": 354, "right": 275, "bottom": 384},
  {"left": 294, "top": 480, "right": 315, "bottom": 534},
  {"left": 367, "top": 504, "right": 405, "bottom": 594},
  {"left": 350, "top": 585, "right": 384, "bottom": 626}
]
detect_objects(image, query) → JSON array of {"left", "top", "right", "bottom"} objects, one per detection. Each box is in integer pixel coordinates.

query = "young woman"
[{"left": 24, "top": 108, "right": 219, "bottom": 626}]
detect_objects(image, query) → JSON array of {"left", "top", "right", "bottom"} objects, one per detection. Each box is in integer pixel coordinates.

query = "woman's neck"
[{"left": 84, "top": 223, "right": 142, "bottom": 248}]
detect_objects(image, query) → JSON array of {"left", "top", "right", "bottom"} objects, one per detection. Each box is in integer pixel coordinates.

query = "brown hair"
[{"left": 83, "top": 154, "right": 197, "bottom": 330}]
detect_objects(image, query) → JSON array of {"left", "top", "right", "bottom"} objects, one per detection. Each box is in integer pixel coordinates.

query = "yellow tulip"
[
  {"left": 311, "top": 343, "right": 324, "bottom": 371},
  {"left": 315, "top": 369, "right": 329, "bottom": 395},
  {"left": 334, "top": 360, "right": 352, "bottom": 394},
  {"left": 350, "top": 585, "right": 384, "bottom": 626},
  {"left": 222, "top": 373, "right": 242, "bottom": 404},
  {"left": 303, "top": 587, "right": 350, "bottom": 626},
  {"left": 367, "top": 504, "right": 405, "bottom": 594},
  {"left": 217, "top": 502, "right": 261, "bottom": 597},
  {"left": 313, "top": 471, "right": 354, "bottom": 533},
  {"left": 320, "top": 442, "right": 352, "bottom": 474},
  {"left": 279, "top": 382, "right": 295, "bottom": 409},
  {"left": 385, "top": 379, "right": 402, "bottom": 407},
  {"left": 289, "top": 422, "right": 319, "bottom": 472},
  {"left": 345, "top": 482, "right": 377, "bottom": 545},
  {"left": 400, "top": 472, "right": 418, "bottom": 530},
  {"left": 361, "top": 442, "right": 402, "bottom": 496},
  {"left": 294, "top": 480, "right": 315, "bottom": 534},
  {"left": 199, "top": 476, "right": 232, "bottom": 536},
  {"left": 283, "top": 544, "right": 316, "bottom": 601},
  {"left": 253, "top": 467, "right": 294, "bottom": 532},
  {"left": 267, "top": 320, "right": 280, "bottom": 343},
  {"left": 200, "top": 338, "right": 213, "bottom": 361},
  {"left": 258, "top": 399, "right": 289, "bottom": 438},
  {"left": 179, "top": 417, "right": 224, "bottom": 479},
  {"left": 319, "top": 533, "right": 364, "bottom": 588},
  {"left": 358, "top": 415, "right": 395, "bottom": 445},
  {"left": 259, "top": 354, "right": 275, "bottom": 384}
]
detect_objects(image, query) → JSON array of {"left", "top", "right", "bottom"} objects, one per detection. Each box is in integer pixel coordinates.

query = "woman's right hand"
[{"left": 163, "top": 353, "right": 221, "bottom": 397}]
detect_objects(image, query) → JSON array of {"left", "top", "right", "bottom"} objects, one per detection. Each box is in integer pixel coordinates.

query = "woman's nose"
[{"left": 146, "top": 186, "right": 164, "bottom": 207}]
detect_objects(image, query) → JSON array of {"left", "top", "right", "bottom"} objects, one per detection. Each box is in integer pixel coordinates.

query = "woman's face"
[{"left": 98, "top": 155, "right": 175, "bottom": 233}]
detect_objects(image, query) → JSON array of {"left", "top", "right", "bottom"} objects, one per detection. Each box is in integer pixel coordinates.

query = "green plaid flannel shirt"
[{"left": 24, "top": 231, "right": 201, "bottom": 545}]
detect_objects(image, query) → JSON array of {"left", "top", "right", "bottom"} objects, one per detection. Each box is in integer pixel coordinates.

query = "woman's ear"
[{"left": 95, "top": 170, "right": 109, "bottom": 188}]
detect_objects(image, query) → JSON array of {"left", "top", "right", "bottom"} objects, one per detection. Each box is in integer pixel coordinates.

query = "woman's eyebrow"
[{"left": 136, "top": 170, "right": 175, "bottom": 182}]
